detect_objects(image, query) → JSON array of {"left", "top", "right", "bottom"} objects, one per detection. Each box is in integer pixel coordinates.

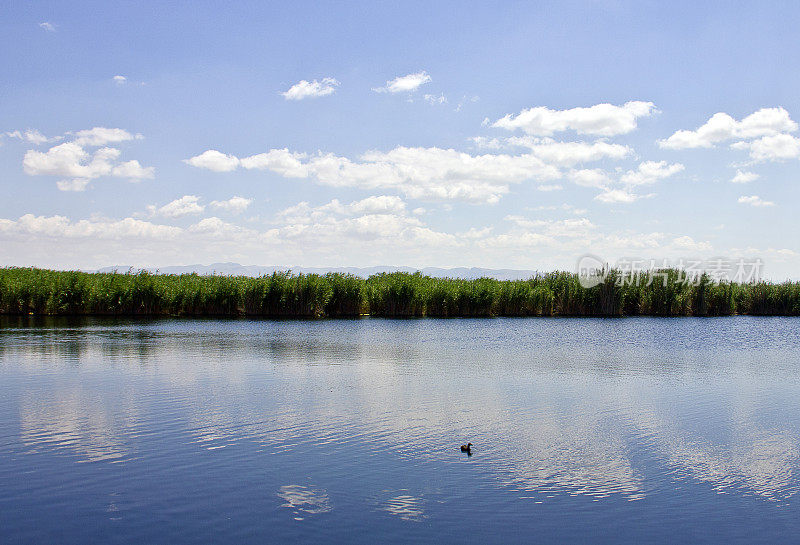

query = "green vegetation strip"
[{"left": 1, "top": 267, "right": 799, "bottom": 317}]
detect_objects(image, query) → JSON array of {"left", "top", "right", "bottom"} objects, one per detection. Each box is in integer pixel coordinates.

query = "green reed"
[{"left": 1, "top": 266, "right": 798, "bottom": 318}]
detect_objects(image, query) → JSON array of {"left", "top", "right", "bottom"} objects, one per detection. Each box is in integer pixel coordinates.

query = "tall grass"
[{"left": 1, "top": 266, "right": 798, "bottom": 318}]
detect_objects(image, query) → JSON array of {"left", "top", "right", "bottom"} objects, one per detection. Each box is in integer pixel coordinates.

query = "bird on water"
[{"left": 460, "top": 443, "right": 472, "bottom": 453}]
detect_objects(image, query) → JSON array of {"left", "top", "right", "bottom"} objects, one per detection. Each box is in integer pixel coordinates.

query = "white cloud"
[
  {"left": 731, "top": 134, "right": 800, "bottom": 162},
  {"left": 22, "top": 128, "right": 152, "bottom": 190},
  {"left": 619, "top": 161, "right": 684, "bottom": 186},
  {"left": 111, "top": 160, "right": 155, "bottom": 180},
  {"left": 659, "top": 107, "right": 798, "bottom": 149},
  {"left": 343, "top": 195, "right": 407, "bottom": 215},
  {"left": 276, "top": 196, "right": 407, "bottom": 224},
  {"left": 492, "top": 101, "right": 656, "bottom": 137},
  {"left": 471, "top": 137, "right": 632, "bottom": 166},
  {"left": 281, "top": 77, "right": 340, "bottom": 100},
  {"left": 5, "top": 129, "right": 53, "bottom": 145},
  {"left": 573, "top": 161, "right": 681, "bottom": 204},
  {"left": 9, "top": 127, "right": 134, "bottom": 148},
  {"left": 271, "top": 196, "right": 455, "bottom": 248},
  {"left": 209, "top": 196, "right": 253, "bottom": 214},
  {"left": 468, "top": 136, "right": 504, "bottom": 150},
  {"left": 0, "top": 206, "right": 736, "bottom": 276},
  {"left": 39, "top": 22, "right": 55, "bottom": 32},
  {"left": 669, "top": 235, "right": 713, "bottom": 253},
  {"left": 238, "top": 148, "right": 308, "bottom": 177},
  {"left": 738, "top": 195, "right": 775, "bottom": 207},
  {"left": 0, "top": 214, "right": 182, "bottom": 240},
  {"left": 728, "top": 246, "right": 798, "bottom": 264},
  {"left": 183, "top": 150, "right": 240, "bottom": 172},
  {"left": 731, "top": 170, "right": 759, "bottom": 184},
  {"left": 113, "top": 75, "right": 127, "bottom": 85},
  {"left": 528, "top": 203, "right": 588, "bottom": 215},
  {"left": 569, "top": 169, "right": 611, "bottom": 188},
  {"left": 24, "top": 143, "right": 121, "bottom": 178},
  {"left": 151, "top": 196, "right": 205, "bottom": 218},
  {"left": 187, "top": 217, "right": 257, "bottom": 239},
  {"left": 56, "top": 179, "right": 90, "bottom": 192},
  {"left": 595, "top": 188, "right": 639, "bottom": 204},
  {"left": 507, "top": 138, "right": 632, "bottom": 166},
  {"left": 373, "top": 71, "right": 431, "bottom": 93},
  {"left": 504, "top": 216, "right": 596, "bottom": 238},
  {"left": 188, "top": 146, "right": 562, "bottom": 204},
  {"left": 424, "top": 93, "right": 447, "bottom": 105},
  {"left": 72, "top": 127, "right": 137, "bottom": 147}
]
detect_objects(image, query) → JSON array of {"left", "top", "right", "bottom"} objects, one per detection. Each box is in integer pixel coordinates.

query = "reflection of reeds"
[{"left": 1, "top": 267, "right": 799, "bottom": 317}]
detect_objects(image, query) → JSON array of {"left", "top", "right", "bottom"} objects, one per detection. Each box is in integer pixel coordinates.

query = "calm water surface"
[{"left": 1, "top": 316, "right": 800, "bottom": 543}]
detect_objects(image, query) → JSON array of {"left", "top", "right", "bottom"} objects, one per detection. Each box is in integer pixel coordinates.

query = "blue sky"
[{"left": 2, "top": 1, "right": 800, "bottom": 278}]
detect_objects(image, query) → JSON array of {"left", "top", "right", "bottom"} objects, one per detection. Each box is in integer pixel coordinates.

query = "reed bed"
[{"left": 1, "top": 267, "right": 798, "bottom": 318}]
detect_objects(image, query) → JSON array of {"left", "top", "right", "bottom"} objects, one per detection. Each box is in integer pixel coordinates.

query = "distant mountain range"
[{"left": 97, "top": 262, "right": 541, "bottom": 281}]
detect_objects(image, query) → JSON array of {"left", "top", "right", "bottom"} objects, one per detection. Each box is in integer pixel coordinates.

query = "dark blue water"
[{"left": 1, "top": 317, "right": 799, "bottom": 543}]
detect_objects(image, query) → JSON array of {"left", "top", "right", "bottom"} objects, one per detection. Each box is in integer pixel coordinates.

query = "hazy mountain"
[{"left": 97, "top": 263, "right": 541, "bottom": 280}]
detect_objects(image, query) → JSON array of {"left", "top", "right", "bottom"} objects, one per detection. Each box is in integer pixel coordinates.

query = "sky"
[{"left": 2, "top": 1, "right": 800, "bottom": 279}]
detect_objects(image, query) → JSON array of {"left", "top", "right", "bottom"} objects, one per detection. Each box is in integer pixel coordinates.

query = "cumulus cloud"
[
  {"left": 5, "top": 129, "right": 53, "bottom": 145},
  {"left": 7, "top": 127, "right": 133, "bottom": 148},
  {"left": 668, "top": 235, "right": 714, "bottom": 253},
  {"left": 39, "top": 22, "right": 55, "bottom": 32},
  {"left": 474, "top": 215, "right": 711, "bottom": 261},
  {"left": 341, "top": 195, "right": 407, "bottom": 215},
  {"left": 111, "top": 160, "right": 155, "bottom": 180},
  {"left": 473, "top": 135, "right": 632, "bottom": 161},
  {"left": 22, "top": 128, "right": 152, "bottom": 191},
  {"left": 731, "top": 170, "right": 759, "bottom": 184},
  {"left": 188, "top": 216, "right": 257, "bottom": 239},
  {"left": 271, "top": 196, "right": 454, "bottom": 247},
  {"left": 373, "top": 71, "right": 431, "bottom": 93},
  {"left": 72, "top": 127, "right": 137, "bottom": 147},
  {"left": 209, "top": 196, "right": 253, "bottom": 214},
  {"left": 528, "top": 203, "right": 588, "bottom": 215},
  {"left": 56, "top": 178, "right": 91, "bottom": 192},
  {"left": 470, "top": 137, "right": 633, "bottom": 166},
  {"left": 186, "top": 146, "right": 561, "bottom": 204},
  {"left": 594, "top": 188, "right": 640, "bottom": 204},
  {"left": 504, "top": 216, "right": 596, "bottom": 238},
  {"left": 0, "top": 203, "right": 732, "bottom": 275},
  {"left": 659, "top": 107, "right": 798, "bottom": 149},
  {"left": 0, "top": 214, "right": 181, "bottom": 240},
  {"left": 738, "top": 195, "right": 775, "bottom": 207},
  {"left": 492, "top": 101, "right": 656, "bottom": 137},
  {"left": 238, "top": 148, "right": 308, "bottom": 177},
  {"left": 567, "top": 161, "right": 681, "bottom": 204},
  {"left": 150, "top": 196, "right": 205, "bottom": 218},
  {"left": 24, "top": 143, "right": 121, "bottom": 179},
  {"left": 506, "top": 138, "right": 632, "bottom": 166},
  {"left": 619, "top": 161, "right": 684, "bottom": 186},
  {"left": 468, "top": 136, "right": 504, "bottom": 150},
  {"left": 568, "top": 169, "right": 612, "bottom": 188},
  {"left": 731, "top": 134, "right": 800, "bottom": 162},
  {"left": 276, "top": 195, "right": 407, "bottom": 224},
  {"left": 183, "top": 150, "right": 240, "bottom": 172},
  {"left": 281, "top": 77, "right": 340, "bottom": 100}
]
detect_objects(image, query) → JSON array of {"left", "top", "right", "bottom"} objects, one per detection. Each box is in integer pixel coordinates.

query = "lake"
[{"left": 1, "top": 316, "right": 799, "bottom": 543}]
